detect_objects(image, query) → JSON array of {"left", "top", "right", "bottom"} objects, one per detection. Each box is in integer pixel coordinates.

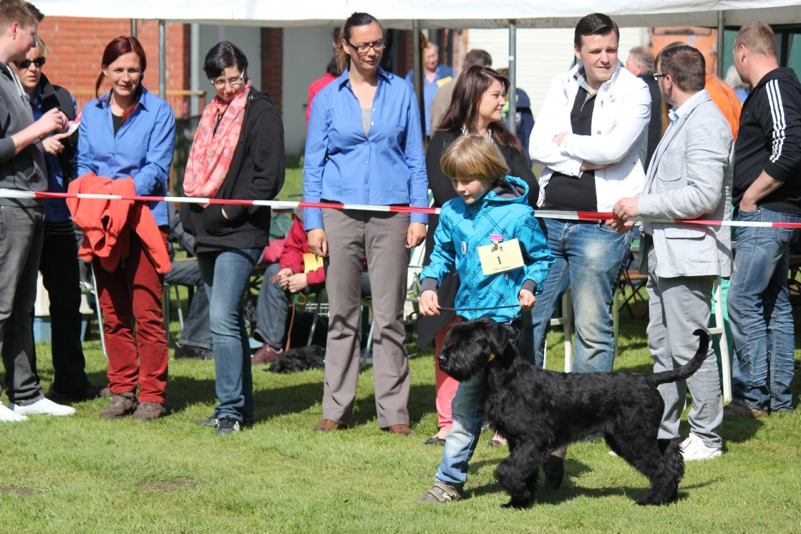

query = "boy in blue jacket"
[{"left": 417, "top": 134, "right": 553, "bottom": 502}]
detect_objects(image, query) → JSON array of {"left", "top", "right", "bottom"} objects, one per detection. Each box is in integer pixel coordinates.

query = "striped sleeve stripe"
[{"left": 766, "top": 79, "right": 786, "bottom": 164}]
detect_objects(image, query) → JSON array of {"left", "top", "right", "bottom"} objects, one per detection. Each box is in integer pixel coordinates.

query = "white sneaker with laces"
[
  {"left": 681, "top": 433, "right": 722, "bottom": 461},
  {"left": 11, "top": 397, "right": 76, "bottom": 417},
  {"left": 0, "top": 403, "right": 28, "bottom": 422}
]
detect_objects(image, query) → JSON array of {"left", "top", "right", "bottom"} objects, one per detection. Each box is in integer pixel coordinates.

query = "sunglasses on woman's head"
[{"left": 14, "top": 57, "right": 46, "bottom": 69}]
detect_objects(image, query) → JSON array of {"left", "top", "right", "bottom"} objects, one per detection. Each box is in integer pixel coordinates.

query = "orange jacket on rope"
[{"left": 67, "top": 173, "right": 171, "bottom": 274}]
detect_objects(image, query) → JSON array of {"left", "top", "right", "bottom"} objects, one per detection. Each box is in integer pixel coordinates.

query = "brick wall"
[
  {"left": 260, "top": 28, "right": 283, "bottom": 113},
  {"left": 36, "top": 17, "right": 190, "bottom": 116}
]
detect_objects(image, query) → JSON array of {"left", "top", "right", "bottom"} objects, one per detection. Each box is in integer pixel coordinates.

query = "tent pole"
[
  {"left": 159, "top": 19, "right": 167, "bottom": 100},
  {"left": 717, "top": 10, "right": 725, "bottom": 78},
  {"left": 412, "top": 20, "right": 424, "bottom": 138},
  {"left": 507, "top": 19, "right": 517, "bottom": 132}
]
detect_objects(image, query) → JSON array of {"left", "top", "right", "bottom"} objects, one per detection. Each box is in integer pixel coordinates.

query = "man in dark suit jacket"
[{"left": 626, "top": 46, "right": 663, "bottom": 167}]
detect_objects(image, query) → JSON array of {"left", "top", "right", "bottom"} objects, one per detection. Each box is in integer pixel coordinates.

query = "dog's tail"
[{"left": 647, "top": 329, "right": 710, "bottom": 387}]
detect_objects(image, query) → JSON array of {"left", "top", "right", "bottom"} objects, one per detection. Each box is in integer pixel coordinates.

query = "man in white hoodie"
[{"left": 528, "top": 13, "right": 650, "bottom": 375}]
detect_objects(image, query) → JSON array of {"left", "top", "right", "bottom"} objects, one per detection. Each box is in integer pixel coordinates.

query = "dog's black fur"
[
  {"left": 267, "top": 345, "right": 325, "bottom": 373},
  {"left": 439, "top": 318, "right": 710, "bottom": 508}
]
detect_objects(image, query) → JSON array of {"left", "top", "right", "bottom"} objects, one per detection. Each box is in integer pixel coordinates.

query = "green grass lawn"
[{"left": 4, "top": 313, "right": 801, "bottom": 533}]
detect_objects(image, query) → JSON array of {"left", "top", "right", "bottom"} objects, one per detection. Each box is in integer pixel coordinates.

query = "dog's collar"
[{"left": 488, "top": 352, "right": 496, "bottom": 362}]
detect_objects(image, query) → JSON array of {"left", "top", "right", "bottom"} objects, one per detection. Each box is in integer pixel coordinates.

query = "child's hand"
[
  {"left": 518, "top": 289, "right": 536, "bottom": 312},
  {"left": 419, "top": 290, "right": 440, "bottom": 316}
]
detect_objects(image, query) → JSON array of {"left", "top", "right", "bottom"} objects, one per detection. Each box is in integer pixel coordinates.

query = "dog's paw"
[
  {"left": 500, "top": 497, "right": 533, "bottom": 509},
  {"left": 543, "top": 456, "right": 565, "bottom": 490}
]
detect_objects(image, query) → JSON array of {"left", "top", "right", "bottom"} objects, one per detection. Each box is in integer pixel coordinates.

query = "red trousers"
[
  {"left": 93, "top": 230, "right": 169, "bottom": 403},
  {"left": 434, "top": 317, "right": 461, "bottom": 432}
]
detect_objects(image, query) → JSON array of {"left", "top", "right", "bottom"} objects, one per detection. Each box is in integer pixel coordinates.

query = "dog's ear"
[{"left": 485, "top": 319, "right": 510, "bottom": 356}]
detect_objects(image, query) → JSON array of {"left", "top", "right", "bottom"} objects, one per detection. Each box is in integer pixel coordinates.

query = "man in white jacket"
[{"left": 528, "top": 12, "right": 650, "bottom": 375}]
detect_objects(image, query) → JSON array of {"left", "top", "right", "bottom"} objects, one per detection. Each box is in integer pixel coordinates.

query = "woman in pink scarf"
[{"left": 181, "top": 42, "right": 285, "bottom": 435}]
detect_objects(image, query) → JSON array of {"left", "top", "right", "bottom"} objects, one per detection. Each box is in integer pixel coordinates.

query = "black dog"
[
  {"left": 267, "top": 345, "right": 325, "bottom": 374},
  {"left": 439, "top": 318, "right": 710, "bottom": 508}
]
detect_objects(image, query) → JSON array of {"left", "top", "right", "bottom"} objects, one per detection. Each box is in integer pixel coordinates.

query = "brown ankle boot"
[
  {"left": 99, "top": 392, "right": 137, "bottom": 419},
  {"left": 132, "top": 402, "right": 166, "bottom": 421}
]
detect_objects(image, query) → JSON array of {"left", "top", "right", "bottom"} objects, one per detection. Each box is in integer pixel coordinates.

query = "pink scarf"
[{"left": 183, "top": 81, "right": 252, "bottom": 200}]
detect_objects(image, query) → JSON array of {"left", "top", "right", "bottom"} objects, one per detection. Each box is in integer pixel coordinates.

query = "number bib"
[{"left": 477, "top": 238, "right": 524, "bottom": 276}]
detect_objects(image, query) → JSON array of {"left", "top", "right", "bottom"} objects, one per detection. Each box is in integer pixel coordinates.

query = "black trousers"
[{"left": 37, "top": 230, "right": 93, "bottom": 393}]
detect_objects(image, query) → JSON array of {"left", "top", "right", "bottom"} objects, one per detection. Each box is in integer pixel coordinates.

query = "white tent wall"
[
  {"left": 282, "top": 28, "right": 337, "bottom": 157},
  {"left": 31, "top": 1, "right": 801, "bottom": 28},
  {"left": 466, "top": 27, "right": 648, "bottom": 122}
]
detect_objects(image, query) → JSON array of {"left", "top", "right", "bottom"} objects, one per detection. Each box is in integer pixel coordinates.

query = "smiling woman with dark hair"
[
  {"left": 77, "top": 36, "right": 175, "bottom": 422},
  {"left": 181, "top": 41, "right": 285, "bottom": 436}
]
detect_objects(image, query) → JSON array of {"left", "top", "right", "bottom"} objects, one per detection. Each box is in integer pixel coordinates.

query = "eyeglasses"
[
  {"left": 346, "top": 39, "right": 385, "bottom": 54},
  {"left": 210, "top": 71, "right": 245, "bottom": 89},
  {"left": 652, "top": 73, "right": 668, "bottom": 81},
  {"left": 14, "top": 57, "right": 45, "bottom": 69}
]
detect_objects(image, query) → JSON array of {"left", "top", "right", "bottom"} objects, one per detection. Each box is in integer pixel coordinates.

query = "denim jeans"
[
  {"left": 728, "top": 207, "right": 800, "bottom": 412},
  {"left": 527, "top": 218, "right": 630, "bottom": 372},
  {"left": 165, "top": 258, "right": 212, "bottom": 350},
  {"left": 253, "top": 263, "right": 293, "bottom": 350},
  {"left": 197, "top": 248, "right": 261, "bottom": 422},
  {"left": 435, "top": 371, "right": 488, "bottom": 486},
  {"left": 0, "top": 205, "right": 45, "bottom": 403}
]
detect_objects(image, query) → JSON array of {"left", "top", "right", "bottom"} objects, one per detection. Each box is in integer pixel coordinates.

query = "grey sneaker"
[
  {"left": 416, "top": 481, "right": 463, "bottom": 503},
  {"left": 99, "top": 392, "right": 137, "bottom": 419},
  {"left": 216, "top": 417, "right": 241, "bottom": 436}
]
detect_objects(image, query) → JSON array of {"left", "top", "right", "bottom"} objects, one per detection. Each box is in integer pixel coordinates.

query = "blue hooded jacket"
[{"left": 420, "top": 175, "right": 553, "bottom": 323}]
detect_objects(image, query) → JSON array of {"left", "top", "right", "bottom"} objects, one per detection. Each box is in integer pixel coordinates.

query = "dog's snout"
[{"left": 438, "top": 354, "right": 447, "bottom": 366}]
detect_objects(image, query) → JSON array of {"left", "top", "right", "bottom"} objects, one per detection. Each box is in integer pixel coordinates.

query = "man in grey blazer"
[{"left": 609, "top": 45, "right": 733, "bottom": 461}]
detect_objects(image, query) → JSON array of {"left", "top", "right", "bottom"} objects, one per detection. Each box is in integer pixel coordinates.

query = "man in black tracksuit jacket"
[{"left": 727, "top": 22, "right": 801, "bottom": 418}]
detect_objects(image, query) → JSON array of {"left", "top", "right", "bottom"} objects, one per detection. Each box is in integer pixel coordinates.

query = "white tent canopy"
[{"left": 32, "top": 0, "right": 801, "bottom": 28}]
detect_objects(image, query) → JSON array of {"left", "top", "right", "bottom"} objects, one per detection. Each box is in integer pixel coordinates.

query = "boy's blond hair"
[{"left": 440, "top": 134, "right": 509, "bottom": 186}]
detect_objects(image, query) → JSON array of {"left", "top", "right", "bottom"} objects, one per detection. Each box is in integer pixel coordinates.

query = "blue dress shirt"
[
  {"left": 303, "top": 67, "right": 428, "bottom": 230},
  {"left": 76, "top": 86, "right": 176, "bottom": 226}
]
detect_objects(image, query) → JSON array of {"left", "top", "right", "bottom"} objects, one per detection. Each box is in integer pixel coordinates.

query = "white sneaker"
[
  {"left": 0, "top": 403, "right": 28, "bottom": 422},
  {"left": 10, "top": 397, "right": 76, "bottom": 417},
  {"left": 681, "top": 433, "right": 722, "bottom": 461}
]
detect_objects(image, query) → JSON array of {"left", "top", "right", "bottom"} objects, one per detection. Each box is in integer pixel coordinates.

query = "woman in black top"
[
  {"left": 181, "top": 42, "right": 285, "bottom": 435},
  {"left": 421, "top": 65, "right": 539, "bottom": 445}
]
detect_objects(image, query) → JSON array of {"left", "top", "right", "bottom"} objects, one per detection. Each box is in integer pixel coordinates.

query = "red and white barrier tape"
[{"left": 3, "top": 189, "right": 801, "bottom": 229}]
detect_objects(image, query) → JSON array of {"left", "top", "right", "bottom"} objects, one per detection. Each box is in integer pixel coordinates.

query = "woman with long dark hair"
[
  {"left": 303, "top": 12, "right": 428, "bottom": 434},
  {"left": 420, "top": 65, "right": 539, "bottom": 445},
  {"left": 181, "top": 41, "right": 284, "bottom": 435},
  {"left": 76, "top": 36, "right": 175, "bottom": 420}
]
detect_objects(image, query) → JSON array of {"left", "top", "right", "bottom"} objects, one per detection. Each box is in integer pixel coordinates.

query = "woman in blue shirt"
[
  {"left": 76, "top": 36, "right": 175, "bottom": 421},
  {"left": 304, "top": 12, "right": 428, "bottom": 434}
]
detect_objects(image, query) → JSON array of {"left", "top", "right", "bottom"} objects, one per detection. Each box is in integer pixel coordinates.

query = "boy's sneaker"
[
  {"left": 99, "top": 392, "right": 137, "bottom": 419},
  {"left": 681, "top": 433, "right": 722, "bottom": 461},
  {"left": 11, "top": 397, "right": 76, "bottom": 417},
  {"left": 216, "top": 417, "right": 241, "bottom": 436},
  {"left": 416, "top": 481, "right": 463, "bottom": 503}
]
